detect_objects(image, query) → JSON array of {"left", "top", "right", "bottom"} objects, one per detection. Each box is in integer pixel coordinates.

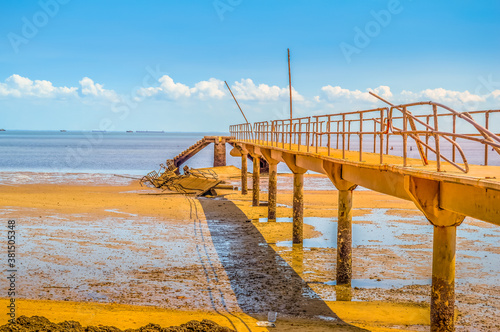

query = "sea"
[
  {"left": 0, "top": 131, "right": 244, "bottom": 175},
  {"left": 0, "top": 130, "right": 498, "bottom": 177}
]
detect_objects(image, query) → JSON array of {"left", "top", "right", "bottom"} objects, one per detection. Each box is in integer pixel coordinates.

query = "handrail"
[{"left": 228, "top": 102, "right": 500, "bottom": 172}]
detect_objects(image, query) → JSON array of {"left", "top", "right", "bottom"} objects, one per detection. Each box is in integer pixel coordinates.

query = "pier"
[
  {"left": 171, "top": 135, "right": 269, "bottom": 172},
  {"left": 227, "top": 101, "right": 499, "bottom": 332}
]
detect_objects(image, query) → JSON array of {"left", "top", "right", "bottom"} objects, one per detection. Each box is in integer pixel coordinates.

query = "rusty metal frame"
[{"left": 229, "top": 102, "right": 500, "bottom": 173}]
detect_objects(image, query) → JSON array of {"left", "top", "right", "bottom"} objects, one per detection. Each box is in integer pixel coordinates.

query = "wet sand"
[{"left": 0, "top": 167, "right": 498, "bottom": 331}]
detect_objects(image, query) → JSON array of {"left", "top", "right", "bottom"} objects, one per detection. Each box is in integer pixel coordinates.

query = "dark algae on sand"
[{"left": 0, "top": 316, "right": 234, "bottom": 332}]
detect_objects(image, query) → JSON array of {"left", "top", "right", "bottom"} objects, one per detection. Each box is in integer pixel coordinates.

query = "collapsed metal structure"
[{"left": 140, "top": 160, "right": 222, "bottom": 196}]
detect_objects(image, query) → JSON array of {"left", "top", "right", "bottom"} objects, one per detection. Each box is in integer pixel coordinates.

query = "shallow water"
[{"left": 257, "top": 208, "right": 500, "bottom": 287}]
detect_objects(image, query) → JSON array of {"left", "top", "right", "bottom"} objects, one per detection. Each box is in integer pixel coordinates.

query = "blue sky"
[{"left": 0, "top": 0, "right": 499, "bottom": 131}]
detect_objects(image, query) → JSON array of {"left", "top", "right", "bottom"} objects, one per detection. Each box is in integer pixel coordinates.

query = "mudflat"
[{"left": 0, "top": 167, "right": 498, "bottom": 331}]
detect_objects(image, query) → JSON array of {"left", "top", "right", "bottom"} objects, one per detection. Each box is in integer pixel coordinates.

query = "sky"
[{"left": 0, "top": 0, "right": 499, "bottom": 131}]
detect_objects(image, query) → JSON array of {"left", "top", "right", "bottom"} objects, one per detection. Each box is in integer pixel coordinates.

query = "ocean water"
[
  {"left": 1, "top": 130, "right": 498, "bottom": 177},
  {"left": 0, "top": 131, "right": 241, "bottom": 175}
]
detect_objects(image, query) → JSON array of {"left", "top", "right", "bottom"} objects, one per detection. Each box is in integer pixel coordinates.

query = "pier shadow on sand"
[{"left": 197, "top": 197, "right": 368, "bottom": 331}]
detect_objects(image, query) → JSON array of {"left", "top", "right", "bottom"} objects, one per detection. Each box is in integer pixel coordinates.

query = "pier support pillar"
[
  {"left": 322, "top": 162, "right": 357, "bottom": 287},
  {"left": 431, "top": 225, "right": 456, "bottom": 332},
  {"left": 267, "top": 161, "right": 278, "bottom": 221},
  {"left": 261, "top": 149, "right": 281, "bottom": 222},
  {"left": 282, "top": 153, "right": 307, "bottom": 244},
  {"left": 292, "top": 171, "right": 305, "bottom": 244},
  {"left": 337, "top": 188, "right": 354, "bottom": 285},
  {"left": 241, "top": 153, "right": 248, "bottom": 195},
  {"left": 213, "top": 137, "right": 226, "bottom": 167},
  {"left": 252, "top": 156, "right": 260, "bottom": 206},
  {"left": 403, "top": 176, "right": 465, "bottom": 332}
]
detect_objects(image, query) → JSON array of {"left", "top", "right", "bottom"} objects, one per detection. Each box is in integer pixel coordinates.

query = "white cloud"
[
  {"left": 400, "top": 88, "right": 485, "bottom": 105},
  {"left": 0, "top": 74, "right": 77, "bottom": 98},
  {"left": 136, "top": 76, "right": 307, "bottom": 103},
  {"left": 192, "top": 78, "right": 226, "bottom": 99},
  {"left": 320, "top": 85, "right": 392, "bottom": 104},
  {"left": 231, "top": 78, "right": 304, "bottom": 102},
  {"left": 2, "top": 73, "right": 498, "bottom": 116},
  {"left": 490, "top": 90, "right": 500, "bottom": 99},
  {"left": 79, "top": 77, "right": 120, "bottom": 102},
  {"left": 136, "top": 75, "right": 226, "bottom": 100},
  {"left": 317, "top": 84, "right": 500, "bottom": 113}
]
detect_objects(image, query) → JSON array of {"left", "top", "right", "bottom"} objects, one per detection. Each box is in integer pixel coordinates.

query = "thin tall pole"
[
  {"left": 225, "top": 80, "right": 253, "bottom": 139},
  {"left": 225, "top": 81, "right": 249, "bottom": 125},
  {"left": 288, "top": 48, "right": 293, "bottom": 148},
  {"left": 288, "top": 49, "right": 292, "bottom": 119}
]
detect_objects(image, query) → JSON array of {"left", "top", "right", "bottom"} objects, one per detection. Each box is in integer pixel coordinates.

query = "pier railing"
[{"left": 229, "top": 102, "right": 500, "bottom": 173}]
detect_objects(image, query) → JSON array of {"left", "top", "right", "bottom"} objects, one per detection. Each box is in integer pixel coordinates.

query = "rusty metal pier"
[{"left": 229, "top": 101, "right": 500, "bottom": 332}]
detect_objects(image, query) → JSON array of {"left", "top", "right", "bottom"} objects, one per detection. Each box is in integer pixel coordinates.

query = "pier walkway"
[{"left": 228, "top": 101, "right": 500, "bottom": 332}]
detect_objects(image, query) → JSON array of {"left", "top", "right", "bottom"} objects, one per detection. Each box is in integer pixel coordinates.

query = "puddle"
[
  {"left": 105, "top": 209, "right": 138, "bottom": 217},
  {"left": 316, "top": 315, "right": 338, "bottom": 321},
  {"left": 256, "top": 208, "right": 499, "bottom": 286},
  {"left": 318, "top": 278, "right": 431, "bottom": 289},
  {"left": 261, "top": 209, "right": 424, "bottom": 248},
  {"left": 0, "top": 172, "right": 136, "bottom": 186}
]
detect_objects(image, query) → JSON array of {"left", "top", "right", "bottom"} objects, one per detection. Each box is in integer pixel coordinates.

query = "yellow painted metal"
[
  {"left": 234, "top": 141, "right": 500, "bottom": 226},
  {"left": 404, "top": 176, "right": 465, "bottom": 227}
]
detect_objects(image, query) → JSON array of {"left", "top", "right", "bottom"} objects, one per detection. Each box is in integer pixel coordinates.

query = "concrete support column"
[
  {"left": 337, "top": 189, "right": 353, "bottom": 286},
  {"left": 241, "top": 154, "right": 248, "bottom": 195},
  {"left": 252, "top": 156, "right": 260, "bottom": 206},
  {"left": 292, "top": 172, "right": 304, "bottom": 244},
  {"left": 213, "top": 138, "right": 226, "bottom": 167},
  {"left": 431, "top": 225, "right": 456, "bottom": 332},
  {"left": 403, "top": 176, "right": 464, "bottom": 332},
  {"left": 268, "top": 161, "right": 278, "bottom": 221}
]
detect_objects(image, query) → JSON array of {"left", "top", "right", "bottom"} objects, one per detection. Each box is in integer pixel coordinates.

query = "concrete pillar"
[
  {"left": 252, "top": 156, "right": 260, "bottom": 206},
  {"left": 337, "top": 189, "right": 353, "bottom": 285},
  {"left": 213, "top": 138, "right": 226, "bottom": 167},
  {"left": 292, "top": 172, "right": 304, "bottom": 244},
  {"left": 403, "top": 176, "right": 464, "bottom": 332},
  {"left": 268, "top": 161, "right": 278, "bottom": 221},
  {"left": 241, "top": 153, "right": 248, "bottom": 195},
  {"left": 431, "top": 225, "right": 456, "bottom": 332}
]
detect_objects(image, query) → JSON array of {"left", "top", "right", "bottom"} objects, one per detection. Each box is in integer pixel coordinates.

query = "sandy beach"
[{"left": 0, "top": 166, "right": 498, "bottom": 331}]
